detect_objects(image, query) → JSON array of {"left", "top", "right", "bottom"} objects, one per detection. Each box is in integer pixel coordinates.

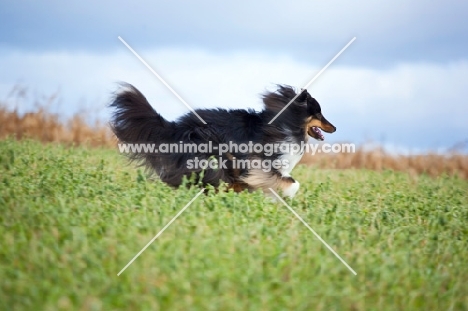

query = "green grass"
[{"left": 1, "top": 139, "right": 467, "bottom": 310}]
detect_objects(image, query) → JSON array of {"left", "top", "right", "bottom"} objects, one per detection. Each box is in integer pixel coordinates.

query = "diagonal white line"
[
  {"left": 118, "top": 36, "right": 207, "bottom": 124},
  {"left": 117, "top": 189, "right": 205, "bottom": 276},
  {"left": 268, "top": 188, "right": 357, "bottom": 275},
  {"left": 268, "top": 37, "right": 356, "bottom": 124}
]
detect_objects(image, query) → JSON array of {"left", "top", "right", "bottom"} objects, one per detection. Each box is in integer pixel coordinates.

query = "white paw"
[{"left": 283, "top": 181, "right": 300, "bottom": 198}]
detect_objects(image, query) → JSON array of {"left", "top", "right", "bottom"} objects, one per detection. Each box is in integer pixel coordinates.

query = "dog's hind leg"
[{"left": 228, "top": 182, "right": 249, "bottom": 193}]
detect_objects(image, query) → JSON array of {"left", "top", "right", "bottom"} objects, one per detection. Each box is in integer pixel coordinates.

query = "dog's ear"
[{"left": 296, "top": 89, "right": 308, "bottom": 102}]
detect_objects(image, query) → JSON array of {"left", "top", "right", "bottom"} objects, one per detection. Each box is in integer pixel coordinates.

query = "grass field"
[{"left": 1, "top": 138, "right": 467, "bottom": 310}]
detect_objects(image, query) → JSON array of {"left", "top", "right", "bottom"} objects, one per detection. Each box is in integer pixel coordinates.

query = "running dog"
[{"left": 110, "top": 84, "right": 336, "bottom": 197}]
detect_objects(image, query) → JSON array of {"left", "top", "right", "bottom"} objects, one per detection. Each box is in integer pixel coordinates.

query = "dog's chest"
[{"left": 279, "top": 144, "right": 304, "bottom": 177}]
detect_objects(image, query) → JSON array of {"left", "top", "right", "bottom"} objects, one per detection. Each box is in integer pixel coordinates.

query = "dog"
[{"left": 110, "top": 84, "right": 336, "bottom": 198}]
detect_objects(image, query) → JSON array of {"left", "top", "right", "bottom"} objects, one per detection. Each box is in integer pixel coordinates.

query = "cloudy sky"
[{"left": 1, "top": 0, "right": 467, "bottom": 152}]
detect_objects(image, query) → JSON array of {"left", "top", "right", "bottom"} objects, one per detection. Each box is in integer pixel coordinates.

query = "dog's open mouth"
[{"left": 308, "top": 126, "right": 324, "bottom": 141}]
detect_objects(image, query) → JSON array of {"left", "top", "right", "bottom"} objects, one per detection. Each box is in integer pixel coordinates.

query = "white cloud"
[
  {"left": 1, "top": 47, "right": 467, "bottom": 150},
  {"left": 2, "top": 0, "right": 467, "bottom": 66}
]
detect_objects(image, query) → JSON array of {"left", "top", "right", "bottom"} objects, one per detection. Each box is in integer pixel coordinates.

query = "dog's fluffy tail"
[
  {"left": 109, "top": 84, "right": 176, "bottom": 181},
  {"left": 110, "top": 83, "right": 173, "bottom": 144}
]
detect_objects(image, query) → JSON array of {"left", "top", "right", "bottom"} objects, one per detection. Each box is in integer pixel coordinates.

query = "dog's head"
[
  {"left": 297, "top": 89, "right": 336, "bottom": 141},
  {"left": 263, "top": 86, "right": 336, "bottom": 141}
]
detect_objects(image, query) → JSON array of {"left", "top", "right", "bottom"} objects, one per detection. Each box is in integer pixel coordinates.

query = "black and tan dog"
[{"left": 110, "top": 84, "right": 336, "bottom": 197}]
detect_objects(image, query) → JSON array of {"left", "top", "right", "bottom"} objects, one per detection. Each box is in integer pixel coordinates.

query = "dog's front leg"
[
  {"left": 277, "top": 176, "right": 300, "bottom": 198},
  {"left": 241, "top": 169, "right": 301, "bottom": 198}
]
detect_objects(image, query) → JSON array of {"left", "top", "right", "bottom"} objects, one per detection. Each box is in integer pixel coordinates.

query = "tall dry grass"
[
  {"left": 0, "top": 107, "right": 114, "bottom": 147},
  {"left": 0, "top": 87, "right": 114, "bottom": 147},
  {"left": 1, "top": 89, "right": 466, "bottom": 179}
]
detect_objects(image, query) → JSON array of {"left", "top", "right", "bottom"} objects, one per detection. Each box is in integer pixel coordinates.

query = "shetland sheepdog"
[{"left": 110, "top": 84, "right": 336, "bottom": 198}]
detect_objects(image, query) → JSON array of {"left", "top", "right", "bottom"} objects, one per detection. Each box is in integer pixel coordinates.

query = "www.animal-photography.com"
[{"left": 1, "top": 1, "right": 467, "bottom": 310}]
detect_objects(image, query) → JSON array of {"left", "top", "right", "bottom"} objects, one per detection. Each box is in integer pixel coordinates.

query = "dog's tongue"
[{"left": 313, "top": 126, "right": 324, "bottom": 140}]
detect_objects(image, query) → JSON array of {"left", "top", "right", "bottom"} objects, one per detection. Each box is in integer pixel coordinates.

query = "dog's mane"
[{"left": 262, "top": 85, "right": 305, "bottom": 112}]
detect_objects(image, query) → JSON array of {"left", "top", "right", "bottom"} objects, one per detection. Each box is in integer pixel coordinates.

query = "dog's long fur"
[{"left": 110, "top": 84, "right": 336, "bottom": 197}]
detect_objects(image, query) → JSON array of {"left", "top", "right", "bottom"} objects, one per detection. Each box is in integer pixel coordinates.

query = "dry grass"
[
  {"left": 0, "top": 89, "right": 114, "bottom": 147},
  {"left": 1, "top": 92, "right": 467, "bottom": 179}
]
